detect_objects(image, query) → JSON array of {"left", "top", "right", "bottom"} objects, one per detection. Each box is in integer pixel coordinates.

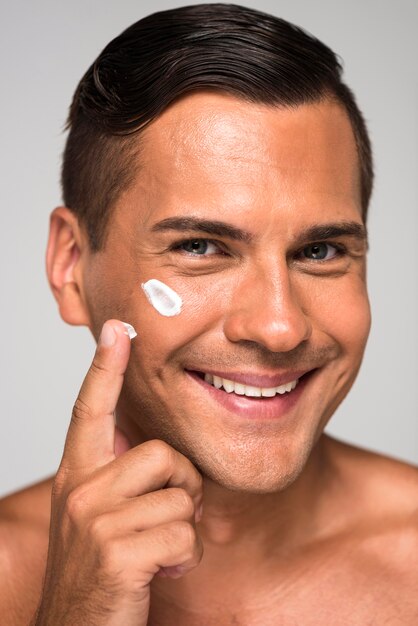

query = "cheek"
[
  {"left": 83, "top": 256, "right": 138, "bottom": 334},
  {"left": 130, "top": 277, "right": 225, "bottom": 369},
  {"left": 304, "top": 274, "right": 371, "bottom": 355}
]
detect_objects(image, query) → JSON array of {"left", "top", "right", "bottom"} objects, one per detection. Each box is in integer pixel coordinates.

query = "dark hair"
[{"left": 62, "top": 3, "right": 373, "bottom": 251}]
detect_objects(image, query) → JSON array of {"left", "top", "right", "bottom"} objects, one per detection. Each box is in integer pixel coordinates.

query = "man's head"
[
  {"left": 47, "top": 4, "right": 372, "bottom": 493},
  {"left": 61, "top": 3, "right": 373, "bottom": 252}
]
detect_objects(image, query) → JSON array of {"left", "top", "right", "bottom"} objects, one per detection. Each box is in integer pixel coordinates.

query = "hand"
[{"left": 33, "top": 320, "right": 203, "bottom": 626}]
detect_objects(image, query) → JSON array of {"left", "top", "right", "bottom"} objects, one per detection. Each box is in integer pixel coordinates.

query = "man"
[{"left": 0, "top": 4, "right": 417, "bottom": 625}]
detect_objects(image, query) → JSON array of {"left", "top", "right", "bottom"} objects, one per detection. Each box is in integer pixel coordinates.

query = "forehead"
[{"left": 128, "top": 91, "right": 361, "bottom": 226}]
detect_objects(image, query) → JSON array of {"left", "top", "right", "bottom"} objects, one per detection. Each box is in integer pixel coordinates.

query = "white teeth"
[
  {"left": 240, "top": 385, "right": 261, "bottom": 398},
  {"left": 244, "top": 385, "right": 261, "bottom": 397},
  {"left": 203, "top": 373, "right": 299, "bottom": 397},
  {"left": 222, "top": 379, "right": 235, "bottom": 393},
  {"left": 234, "top": 383, "right": 245, "bottom": 395},
  {"left": 213, "top": 375, "right": 222, "bottom": 389}
]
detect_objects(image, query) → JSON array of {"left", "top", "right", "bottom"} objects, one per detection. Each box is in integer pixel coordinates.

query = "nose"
[{"left": 223, "top": 262, "right": 312, "bottom": 353}]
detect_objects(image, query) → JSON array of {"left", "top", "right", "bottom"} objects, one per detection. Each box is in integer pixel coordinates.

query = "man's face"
[{"left": 82, "top": 92, "right": 370, "bottom": 492}]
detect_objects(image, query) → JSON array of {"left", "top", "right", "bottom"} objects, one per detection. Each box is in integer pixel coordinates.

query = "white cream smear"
[
  {"left": 141, "top": 279, "right": 183, "bottom": 317},
  {"left": 121, "top": 322, "right": 137, "bottom": 340}
]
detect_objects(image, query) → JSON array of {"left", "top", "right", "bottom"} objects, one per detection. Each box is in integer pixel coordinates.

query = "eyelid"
[
  {"left": 169, "top": 237, "right": 228, "bottom": 255},
  {"left": 295, "top": 241, "right": 347, "bottom": 260}
]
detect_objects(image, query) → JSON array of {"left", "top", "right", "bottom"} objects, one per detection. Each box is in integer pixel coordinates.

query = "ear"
[{"left": 46, "top": 206, "right": 91, "bottom": 326}]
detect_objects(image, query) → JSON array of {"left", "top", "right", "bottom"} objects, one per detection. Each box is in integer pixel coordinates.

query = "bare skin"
[{"left": 1, "top": 94, "right": 417, "bottom": 625}]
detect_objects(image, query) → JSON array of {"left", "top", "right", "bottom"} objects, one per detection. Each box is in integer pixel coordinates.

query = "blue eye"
[
  {"left": 302, "top": 242, "right": 338, "bottom": 260},
  {"left": 178, "top": 239, "right": 220, "bottom": 255}
]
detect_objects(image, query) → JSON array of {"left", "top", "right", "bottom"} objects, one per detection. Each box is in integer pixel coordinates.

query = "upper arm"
[{"left": 0, "top": 521, "right": 46, "bottom": 626}]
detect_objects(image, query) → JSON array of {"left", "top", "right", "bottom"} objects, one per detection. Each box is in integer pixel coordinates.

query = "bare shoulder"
[
  {"left": 320, "top": 436, "right": 418, "bottom": 622},
  {"left": 0, "top": 478, "right": 53, "bottom": 625},
  {"left": 325, "top": 434, "right": 418, "bottom": 510},
  {"left": 327, "top": 438, "right": 418, "bottom": 560}
]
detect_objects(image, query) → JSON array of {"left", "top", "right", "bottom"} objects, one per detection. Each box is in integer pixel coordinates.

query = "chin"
[
  {"left": 185, "top": 437, "right": 314, "bottom": 494},
  {"left": 207, "top": 470, "right": 306, "bottom": 495}
]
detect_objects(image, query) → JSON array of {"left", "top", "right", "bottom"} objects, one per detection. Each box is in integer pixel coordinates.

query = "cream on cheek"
[{"left": 141, "top": 279, "right": 183, "bottom": 317}]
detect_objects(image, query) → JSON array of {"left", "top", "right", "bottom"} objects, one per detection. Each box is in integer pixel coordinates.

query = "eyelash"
[
  {"left": 169, "top": 238, "right": 227, "bottom": 256},
  {"left": 168, "top": 238, "right": 348, "bottom": 260},
  {"left": 296, "top": 241, "right": 347, "bottom": 262}
]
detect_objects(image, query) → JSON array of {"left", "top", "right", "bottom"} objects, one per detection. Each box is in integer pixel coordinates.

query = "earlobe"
[{"left": 46, "top": 206, "right": 91, "bottom": 326}]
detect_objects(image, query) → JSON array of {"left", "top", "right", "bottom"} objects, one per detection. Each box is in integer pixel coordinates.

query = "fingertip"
[
  {"left": 159, "top": 565, "right": 190, "bottom": 579},
  {"left": 98, "top": 321, "right": 117, "bottom": 347},
  {"left": 97, "top": 320, "right": 137, "bottom": 354},
  {"left": 194, "top": 502, "right": 203, "bottom": 524},
  {"left": 121, "top": 322, "right": 137, "bottom": 340}
]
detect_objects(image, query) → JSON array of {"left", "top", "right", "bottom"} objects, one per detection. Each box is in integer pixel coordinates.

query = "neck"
[
  {"left": 197, "top": 435, "right": 337, "bottom": 558},
  {"left": 118, "top": 398, "right": 340, "bottom": 556},
  {"left": 146, "top": 434, "right": 344, "bottom": 621}
]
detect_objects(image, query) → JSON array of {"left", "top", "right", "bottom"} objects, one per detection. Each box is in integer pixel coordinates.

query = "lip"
[
  {"left": 187, "top": 368, "right": 314, "bottom": 388},
  {"left": 185, "top": 368, "right": 317, "bottom": 421}
]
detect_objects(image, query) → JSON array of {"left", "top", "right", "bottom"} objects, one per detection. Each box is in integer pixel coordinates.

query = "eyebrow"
[
  {"left": 151, "top": 216, "right": 254, "bottom": 243},
  {"left": 151, "top": 216, "right": 368, "bottom": 246},
  {"left": 296, "top": 222, "right": 368, "bottom": 246}
]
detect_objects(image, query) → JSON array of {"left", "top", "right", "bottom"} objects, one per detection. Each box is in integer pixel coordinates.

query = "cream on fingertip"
[{"left": 121, "top": 322, "right": 137, "bottom": 340}]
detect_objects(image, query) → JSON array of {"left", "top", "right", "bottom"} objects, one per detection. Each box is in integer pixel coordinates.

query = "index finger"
[{"left": 59, "top": 319, "right": 136, "bottom": 476}]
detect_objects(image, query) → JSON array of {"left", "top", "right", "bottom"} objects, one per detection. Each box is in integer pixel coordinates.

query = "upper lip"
[{"left": 188, "top": 368, "right": 316, "bottom": 388}]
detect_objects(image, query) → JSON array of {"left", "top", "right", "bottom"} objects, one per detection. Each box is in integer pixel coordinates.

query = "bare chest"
[{"left": 148, "top": 554, "right": 418, "bottom": 626}]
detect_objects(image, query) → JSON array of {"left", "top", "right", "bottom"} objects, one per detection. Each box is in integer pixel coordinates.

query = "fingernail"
[
  {"left": 195, "top": 502, "right": 203, "bottom": 523},
  {"left": 99, "top": 322, "right": 116, "bottom": 347},
  {"left": 121, "top": 322, "right": 137, "bottom": 340},
  {"left": 165, "top": 565, "right": 189, "bottom": 578},
  {"left": 156, "top": 567, "right": 168, "bottom": 578}
]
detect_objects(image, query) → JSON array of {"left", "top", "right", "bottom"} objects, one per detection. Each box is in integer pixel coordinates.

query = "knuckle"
[
  {"left": 71, "top": 395, "right": 93, "bottom": 424},
  {"left": 65, "top": 484, "right": 91, "bottom": 524},
  {"left": 169, "top": 488, "right": 195, "bottom": 518},
  {"left": 89, "top": 357, "right": 110, "bottom": 378},
  {"left": 144, "top": 439, "right": 175, "bottom": 467},
  {"left": 87, "top": 514, "right": 110, "bottom": 544},
  {"left": 168, "top": 520, "right": 196, "bottom": 551}
]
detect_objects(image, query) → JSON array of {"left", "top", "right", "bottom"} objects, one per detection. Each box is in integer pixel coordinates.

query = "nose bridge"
[{"left": 223, "top": 257, "right": 312, "bottom": 352}]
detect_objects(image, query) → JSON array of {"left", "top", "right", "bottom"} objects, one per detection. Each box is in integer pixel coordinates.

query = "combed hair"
[{"left": 62, "top": 3, "right": 373, "bottom": 251}]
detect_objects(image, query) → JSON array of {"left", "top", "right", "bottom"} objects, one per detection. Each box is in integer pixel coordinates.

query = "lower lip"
[{"left": 186, "top": 370, "right": 313, "bottom": 421}]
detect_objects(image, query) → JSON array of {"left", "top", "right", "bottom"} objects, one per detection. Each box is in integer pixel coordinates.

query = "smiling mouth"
[
  {"left": 202, "top": 373, "right": 298, "bottom": 398},
  {"left": 186, "top": 368, "right": 317, "bottom": 400},
  {"left": 185, "top": 368, "right": 317, "bottom": 420}
]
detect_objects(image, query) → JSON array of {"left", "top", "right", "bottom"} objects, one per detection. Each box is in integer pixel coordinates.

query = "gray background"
[{"left": 1, "top": 0, "right": 417, "bottom": 496}]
